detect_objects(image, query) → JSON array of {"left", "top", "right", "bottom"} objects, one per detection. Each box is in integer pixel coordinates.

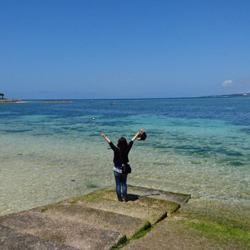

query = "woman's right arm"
[
  {"left": 100, "top": 132, "right": 117, "bottom": 151},
  {"left": 100, "top": 132, "right": 111, "bottom": 144}
]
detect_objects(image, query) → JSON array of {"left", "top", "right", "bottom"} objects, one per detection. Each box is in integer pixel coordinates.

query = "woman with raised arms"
[{"left": 100, "top": 129, "right": 146, "bottom": 201}]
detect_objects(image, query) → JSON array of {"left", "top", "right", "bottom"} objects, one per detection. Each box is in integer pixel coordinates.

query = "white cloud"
[{"left": 222, "top": 79, "right": 233, "bottom": 87}]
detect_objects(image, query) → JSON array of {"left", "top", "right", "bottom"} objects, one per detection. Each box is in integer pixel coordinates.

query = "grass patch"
[
  {"left": 110, "top": 235, "right": 128, "bottom": 249},
  {"left": 69, "top": 190, "right": 106, "bottom": 204},
  {"left": 110, "top": 222, "right": 152, "bottom": 249},
  {"left": 111, "top": 217, "right": 166, "bottom": 248},
  {"left": 74, "top": 188, "right": 114, "bottom": 203},
  {"left": 186, "top": 219, "right": 250, "bottom": 247},
  {"left": 131, "top": 222, "right": 152, "bottom": 240},
  {"left": 80, "top": 191, "right": 103, "bottom": 202}
]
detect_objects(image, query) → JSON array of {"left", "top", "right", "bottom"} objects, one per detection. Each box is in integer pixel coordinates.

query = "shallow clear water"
[{"left": 0, "top": 97, "right": 249, "bottom": 215}]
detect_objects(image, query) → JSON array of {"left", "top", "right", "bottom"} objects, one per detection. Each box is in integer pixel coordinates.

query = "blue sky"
[{"left": 0, "top": 0, "right": 250, "bottom": 99}]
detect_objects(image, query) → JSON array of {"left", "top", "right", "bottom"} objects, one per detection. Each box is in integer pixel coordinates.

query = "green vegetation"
[
  {"left": 110, "top": 236, "right": 128, "bottom": 249},
  {"left": 69, "top": 191, "right": 102, "bottom": 204},
  {"left": 186, "top": 219, "right": 250, "bottom": 247},
  {"left": 70, "top": 188, "right": 113, "bottom": 203},
  {"left": 131, "top": 221, "right": 152, "bottom": 240},
  {"left": 110, "top": 222, "right": 152, "bottom": 249},
  {"left": 182, "top": 201, "right": 250, "bottom": 232}
]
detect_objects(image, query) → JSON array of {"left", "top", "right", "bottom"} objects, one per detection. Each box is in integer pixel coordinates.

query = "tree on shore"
[{"left": 0, "top": 93, "right": 4, "bottom": 99}]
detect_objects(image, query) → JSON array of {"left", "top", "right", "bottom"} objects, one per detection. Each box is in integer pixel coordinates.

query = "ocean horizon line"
[{"left": 17, "top": 92, "right": 250, "bottom": 101}]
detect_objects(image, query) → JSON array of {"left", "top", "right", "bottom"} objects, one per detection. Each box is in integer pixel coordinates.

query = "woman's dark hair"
[{"left": 117, "top": 137, "right": 128, "bottom": 152}]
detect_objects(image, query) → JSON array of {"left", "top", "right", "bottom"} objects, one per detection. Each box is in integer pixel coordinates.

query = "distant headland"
[
  {"left": 200, "top": 92, "right": 250, "bottom": 98},
  {"left": 0, "top": 92, "right": 22, "bottom": 103}
]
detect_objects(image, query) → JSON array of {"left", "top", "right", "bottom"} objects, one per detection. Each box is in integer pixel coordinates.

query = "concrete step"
[
  {"left": 69, "top": 189, "right": 180, "bottom": 224},
  {"left": 0, "top": 211, "right": 122, "bottom": 250},
  {"left": 38, "top": 204, "right": 148, "bottom": 238},
  {"left": 0, "top": 224, "right": 76, "bottom": 250},
  {"left": 127, "top": 185, "right": 191, "bottom": 205}
]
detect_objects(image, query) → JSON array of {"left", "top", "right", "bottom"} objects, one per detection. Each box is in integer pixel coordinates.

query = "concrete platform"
[
  {"left": 39, "top": 205, "right": 147, "bottom": 238},
  {"left": 0, "top": 186, "right": 191, "bottom": 249},
  {"left": 0, "top": 211, "right": 121, "bottom": 250},
  {"left": 0, "top": 224, "right": 76, "bottom": 250}
]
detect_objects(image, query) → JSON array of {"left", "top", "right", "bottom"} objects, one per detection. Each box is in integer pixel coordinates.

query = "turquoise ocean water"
[{"left": 0, "top": 97, "right": 249, "bottom": 216}]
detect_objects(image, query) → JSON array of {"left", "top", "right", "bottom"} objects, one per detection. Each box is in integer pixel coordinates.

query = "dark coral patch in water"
[
  {"left": 228, "top": 161, "right": 244, "bottom": 166},
  {"left": 3, "top": 129, "right": 32, "bottom": 133},
  {"left": 240, "top": 127, "right": 250, "bottom": 134}
]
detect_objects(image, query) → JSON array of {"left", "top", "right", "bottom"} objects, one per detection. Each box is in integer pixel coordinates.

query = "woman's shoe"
[{"left": 117, "top": 196, "right": 123, "bottom": 202}]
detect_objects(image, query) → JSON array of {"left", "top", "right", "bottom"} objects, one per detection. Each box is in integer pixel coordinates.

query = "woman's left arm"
[{"left": 131, "top": 128, "right": 144, "bottom": 141}]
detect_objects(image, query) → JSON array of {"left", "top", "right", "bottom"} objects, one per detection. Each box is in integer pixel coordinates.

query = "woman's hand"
[
  {"left": 139, "top": 128, "right": 144, "bottom": 134},
  {"left": 135, "top": 128, "right": 145, "bottom": 141},
  {"left": 132, "top": 129, "right": 143, "bottom": 141}
]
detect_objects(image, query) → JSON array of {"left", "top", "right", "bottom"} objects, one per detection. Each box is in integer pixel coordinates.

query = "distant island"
[
  {"left": 203, "top": 92, "right": 250, "bottom": 98},
  {"left": 0, "top": 92, "right": 22, "bottom": 103}
]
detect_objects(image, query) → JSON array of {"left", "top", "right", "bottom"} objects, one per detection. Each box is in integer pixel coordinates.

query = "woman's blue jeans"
[{"left": 114, "top": 171, "right": 127, "bottom": 199}]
